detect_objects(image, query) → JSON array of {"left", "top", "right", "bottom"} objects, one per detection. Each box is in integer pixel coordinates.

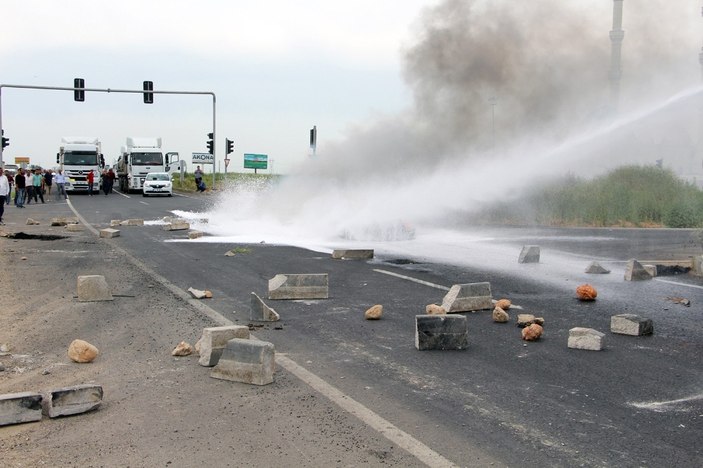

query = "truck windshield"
[
  {"left": 64, "top": 151, "right": 98, "bottom": 165},
  {"left": 132, "top": 152, "right": 164, "bottom": 165}
]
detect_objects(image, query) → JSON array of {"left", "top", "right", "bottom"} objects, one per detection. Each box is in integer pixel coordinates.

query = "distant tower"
[{"left": 609, "top": 0, "right": 625, "bottom": 112}]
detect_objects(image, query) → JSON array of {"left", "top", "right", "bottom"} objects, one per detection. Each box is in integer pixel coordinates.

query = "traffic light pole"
[{"left": 0, "top": 83, "right": 216, "bottom": 171}]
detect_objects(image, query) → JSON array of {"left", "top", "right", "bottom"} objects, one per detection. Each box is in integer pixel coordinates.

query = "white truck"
[
  {"left": 56, "top": 137, "right": 104, "bottom": 193},
  {"left": 115, "top": 137, "right": 166, "bottom": 193}
]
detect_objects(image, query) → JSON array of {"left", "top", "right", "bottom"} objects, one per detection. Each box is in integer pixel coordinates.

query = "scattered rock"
[
  {"left": 521, "top": 323, "right": 543, "bottom": 341},
  {"left": 492, "top": 306, "right": 510, "bottom": 323},
  {"left": 516, "top": 314, "right": 544, "bottom": 328},
  {"left": 25, "top": 218, "right": 40, "bottom": 225},
  {"left": 171, "top": 341, "right": 193, "bottom": 356},
  {"left": 568, "top": 327, "right": 604, "bottom": 351},
  {"left": 188, "top": 287, "right": 213, "bottom": 299},
  {"left": 518, "top": 245, "right": 540, "bottom": 263},
  {"left": 576, "top": 284, "right": 597, "bottom": 301},
  {"left": 364, "top": 304, "right": 383, "bottom": 320},
  {"left": 425, "top": 304, "right": 446, "bottom": 315},
  {"left": 0, "top": 343, "right": 10, "bottom": 354},
  {"left": 67, "top": 339, "right": 99, "bottom": 363},
  {"left": 624, "top": 259, "right": 652, "bottom": 281},
  {"left": 495, "top": 298, "right": 512, "bottom": 310}
]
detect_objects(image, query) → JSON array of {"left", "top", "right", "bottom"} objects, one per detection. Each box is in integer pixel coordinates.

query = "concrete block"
[
  {"left": 121, "top": 218, "right": 144, "bottom": 226},
  {"left": 692, "top": 255, "right": 703, "bottom": 277},
  {"left": 643, "top": 264, "right": 657, "bottom": 277},
  {"left": 99, "top": 228, "right": 120, "bottom": 238},
  {"left": 441, "top": 282, "right": 492, "bottom": 313},
  {"left": 44, "top": 384, "right": 103, "bottom": 418},
  {"left": 110, "top": 219, "right": 121, "bottom": 227},
  {"left": 198, "top": 325, "right": 250, "bottom": 367},
  {"left": 610, "top": 314, "right": 654, "bottom": 336},
  {"left": 268, "top": 273, "right": 329, "bottom": 300},
  {"left": 210, "top": 338, "right": 275, "bottom": 385},
  {"left": 568, "top": 327, "right": 605, "bottom": 351},
  {"left": 50, "top": 217, "right": 69, "bottom": 226},
  {"left": 65, "top": 224, "right": 84, "bottom": 232},
  {"left": 415, "top": 315, "right": 468, "bottom": 350},
  {"left": 585, "top": 261, "right": 610, "bottom": 274},
  {"left": 77, "top": 275, "right": 113, "bottom": 302},
  {"left": 0, "top": 392, "right": 43, "bottom": 426},
  {"left": 188, "top": 230, "right": 204, "bottom": 239},
  {"left": 331, "top": 249, "right": 374, "bottom": 260},
  {"left": 518, "top": 245, "right": 540, "bottom": 263},
  {"left": 624, "top": 259, "right": 652, "bottom": 281},
  {"left": 250, "top": 292, "right": 280, "bottom": 322},
  {"left": 163, "top": 222, "right": 190, "bottom": 231}
]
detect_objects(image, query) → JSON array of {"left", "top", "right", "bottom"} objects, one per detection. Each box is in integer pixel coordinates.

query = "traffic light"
[
  {"left": 309, "top": 125, "right": 317, "bottom": 148},
  {"left": 225, "top": 138, "right": 234, "bottom": 155},
  {"left": 74, "top": 78, "right": 85, "bottom": 102},
  {"left": 143, "top": 80, "right": 154, "bottom": 104},
  {"left": 1, "top": 129, "right": 8, "bottom": 149},
  {"left": 206, "top": 132, "right": 214, "bottom": 154}
]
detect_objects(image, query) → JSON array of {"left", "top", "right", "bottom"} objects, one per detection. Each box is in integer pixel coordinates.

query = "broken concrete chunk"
[
  {"left": 65, "top": 224, "right": 84, "bottom": 232},
  {"left": 493, "top": 307, "right": 510, "bottom": 323},
  {"left": 210, "top": 338, "right": 275, "bottom": 385},
  {"left": 568, "top": 327, "right": 604, "bottom": 351},
  {"left": 188, "top": 230, "right": 204, "bottom": 239},
  {"left": 250, "top": 293, "right": 280, "bottom": 322},
  {"left": 624, "top": 259, "right": 652, "bottom": 281},
  {"left": 188, "top": 287, "right": 212, "bottom": 299},
  {"left": 331, "top": 249, "right": 374, "bottom": 260},
  {"left": 77, "top": 275, "right": 113, "bottom": 302},
  {"left": 518, "top": 245, "right": 540, "bottom": 263},
  {"left": 163, "top": 222, "right": 190, "bottom": 231},
  {"left": 25, "top": 218, "right": 40, "bottom": 225},
  {"left": 268, "top": 273, "right": 329, "bottom": 300},
  {"left": 585, "top": 261, "right": 610, "bottom": 274},
  {"left": 415, "top": 315, "right": 468, "bottom": 350},
  {"left": 610, "top": 314, "right": 653, "bottom": 336},
  {"left": 43, "top": 384, "right": 103, "bottom": 418},
  {"left": 441, "top": 282, "right": 493, "bottom": 313},
  {"left": 171, "top": 341, "right": 193, "bottom": 356},
  {"left": 0, "top": 392, "right": 43, "bottom": 426},
  {"left": 425, "top": 304, "right": 446, "bottom": 315},
  {"left": 99, "top": 228, "right": 120, "bottom": 238},
  {"left": 198, "top": 326, "right": 250, "bottom": 367}
]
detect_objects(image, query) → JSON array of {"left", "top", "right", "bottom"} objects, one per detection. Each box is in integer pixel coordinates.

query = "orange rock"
[
  {"left": 495, "top": 298, "right": 512, "bottom": 310},
  {"left": 364, "top": 304, "right": 383, "bottom": 320},
  {"left": 521, "top": 324, "right": 543, "bottom": 341},
  {"left": 576, "top": 284, "right": 598, "bottom": 301},
  {"left": 68, "top": 339, "right": 99, "bottom": 363},
  {"left": 171, "top": 341, "right": 193, "bottom": 356},
  {"left": 425, "top": 304, "right": 447, "bottom": 315}
]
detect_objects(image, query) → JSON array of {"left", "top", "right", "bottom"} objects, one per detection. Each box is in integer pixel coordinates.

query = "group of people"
[
  {"left": 99, "top": 168, "right": 116, "bottom": 195},
  {"left": 0, "top": 167, "right": 69, "bottom": 223}
]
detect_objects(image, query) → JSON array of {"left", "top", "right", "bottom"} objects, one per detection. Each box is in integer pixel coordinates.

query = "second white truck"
[{"left": 116, "top": 137, "right": 165, "bottom": 193}]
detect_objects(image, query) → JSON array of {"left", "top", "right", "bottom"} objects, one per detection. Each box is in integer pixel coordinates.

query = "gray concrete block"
[
  {"left": 188, "top": 230, "right": 204, "bottom": 239},
  {"left": 99, "top": 228, "right": 120, "bottom": 238},
  {"left": 518, "top": 245, "right": 540, "bottom": 263},
  {"left": 198, "top": 325, "right": 250, "bottom": 367},
  {"left": 331, "top": 249, "right": 374, "bottom": 260},
  {"left": 250, "top": 292, "right": 280, "bottom": 322},
  {"left": 568, "top": 327, "right": 605, "bottom": 351},
  {"left": 624, "top": 259, "right": 652, "bottom": 281},
  {"left": 415, "top": 315, "right": 468, "bottom": 351},
  {"left": 210, "top": 338, "right": 275, "bottom": 385},
  {"left": 441, "top": 282, "right": 493, "bottom": 313},
  {"left": 610, "top": 314, "right": 654, "bottom": 336},
  {"left": 65, "top": 224, "right": 84, "bottom": 232},
  {"left": 121, "top": 219, "right": 144, "bottom": 226},
  {"left": 268, "top": 273, "right": 329, "bottom": 300},
  {"left": 692, "top": 255, "right": 703, "bottom": 277},
  {"left": 44, "top": 384, "right": 103, "bottom": 418},
  {"left": 77, "top": 275, "right": 113, "bottom": 302},
  {"left": 163, "top": 222, "right": 190, "bottom": 231},
  {"left": 0, "top": 392, "right": 43, "bottom": 426},
  {"left": 643, "top": 264, "right": 657, "bottom": 277}
]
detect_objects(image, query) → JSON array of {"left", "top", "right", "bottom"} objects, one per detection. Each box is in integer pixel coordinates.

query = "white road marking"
[
  {"left": 629, "top": 393, "right": 703, "bottom": 412},
  {"left": 373, "top": 269, "right": 450, "bottom": 291},
  {"left": 654, "top": 278, "right": 703, "bottom": 290}
]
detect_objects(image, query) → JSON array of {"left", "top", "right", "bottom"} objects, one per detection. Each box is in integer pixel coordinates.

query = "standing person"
[
  {"left": 44, "top": 169, "right": 53, "bottom": 196},
  {"left": 25, "top": 169, "right": 35, "bottom": 204},
  {"left": 87, "top": 169, "right": 94, "bottom": 196},
  {"left": 32, "top": 169, "right": 45, "bottom": 204},
  {"left": 107, "top": 168, "right": 116, "bottom": 193},
  {"left": 14, "top": 168, "right": 26, "bottom": 208},
  {"left": 194, "top": 166, "right": 203, "bottom": 190},
  {"left": 0, "top": 168, "right": 8, "bottom": 224},
  {"left": 5, "top": 171, "right": 13, "bottom": 205},
  {"left": 54, "top": 170, "right": 67, "bottom": 200},
  {"left": 101, "top": 169, "right": 109, "bottom": 195}
]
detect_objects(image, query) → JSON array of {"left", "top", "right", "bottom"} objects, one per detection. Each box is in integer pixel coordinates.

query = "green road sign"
[{"left": 243, "top": 153, "right": 268, "bottom": 170}]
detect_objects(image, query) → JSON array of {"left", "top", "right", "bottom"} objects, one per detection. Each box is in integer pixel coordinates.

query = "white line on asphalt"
[
  {"left": 654, "top": 278, "right": 703, "bottom": 290},
  {"left": 628, "top": 393, "right": 703, "bottom": 411},
  {"left": 67, "top": 202, "right": 458, "bottom": 467},
  {"left": 373, "top": 269, "right": 450, "bottom": 291}
]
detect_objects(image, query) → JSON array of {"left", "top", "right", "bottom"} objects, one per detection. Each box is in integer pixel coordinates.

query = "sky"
[
  {"left": 1, "top": 0, "right": 702, "bottom": 180},
  {"left": 0, "top": 0, "right": 433, "bottom": 172}
]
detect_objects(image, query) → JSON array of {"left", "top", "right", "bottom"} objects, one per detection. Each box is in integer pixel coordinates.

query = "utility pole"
[
  {"left": 609, "top": 0, "right": 625, "bottom": 113},
  {"left": 488, "top": 96, "right": 497, "bottom": 151}
]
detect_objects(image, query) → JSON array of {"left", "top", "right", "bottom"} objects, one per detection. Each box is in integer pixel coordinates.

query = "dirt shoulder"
[{"left": 0, "top": 201, "right": 421, "bottom": 467}]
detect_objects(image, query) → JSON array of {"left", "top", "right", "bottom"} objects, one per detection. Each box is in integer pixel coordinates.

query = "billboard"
[
  {"left": 243, "top": 153, "right": 268, "bottom": 170},
  {"left": 15, "top": 156, "right": 30, "bottom": 164},
  {"left": 192, "top": 152, "right": 214, "bottom": 165}
]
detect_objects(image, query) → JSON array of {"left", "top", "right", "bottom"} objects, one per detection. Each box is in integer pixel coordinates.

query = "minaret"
[{"left": 609, "top": 0, "right": 625, "bottom": 112}]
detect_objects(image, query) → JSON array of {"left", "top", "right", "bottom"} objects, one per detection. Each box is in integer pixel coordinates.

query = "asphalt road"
[{"left": 70, "top": 190, "right": 703, "bottom": 467}]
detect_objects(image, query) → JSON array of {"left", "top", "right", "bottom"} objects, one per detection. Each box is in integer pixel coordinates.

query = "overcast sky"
[{"left": 1, "top": 0, "right": 434, "bottom": 172}]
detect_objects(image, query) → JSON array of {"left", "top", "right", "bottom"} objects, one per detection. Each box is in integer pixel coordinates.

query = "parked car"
[{"left": 142, "top": 172, "right": 173, "bottom": 197}]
